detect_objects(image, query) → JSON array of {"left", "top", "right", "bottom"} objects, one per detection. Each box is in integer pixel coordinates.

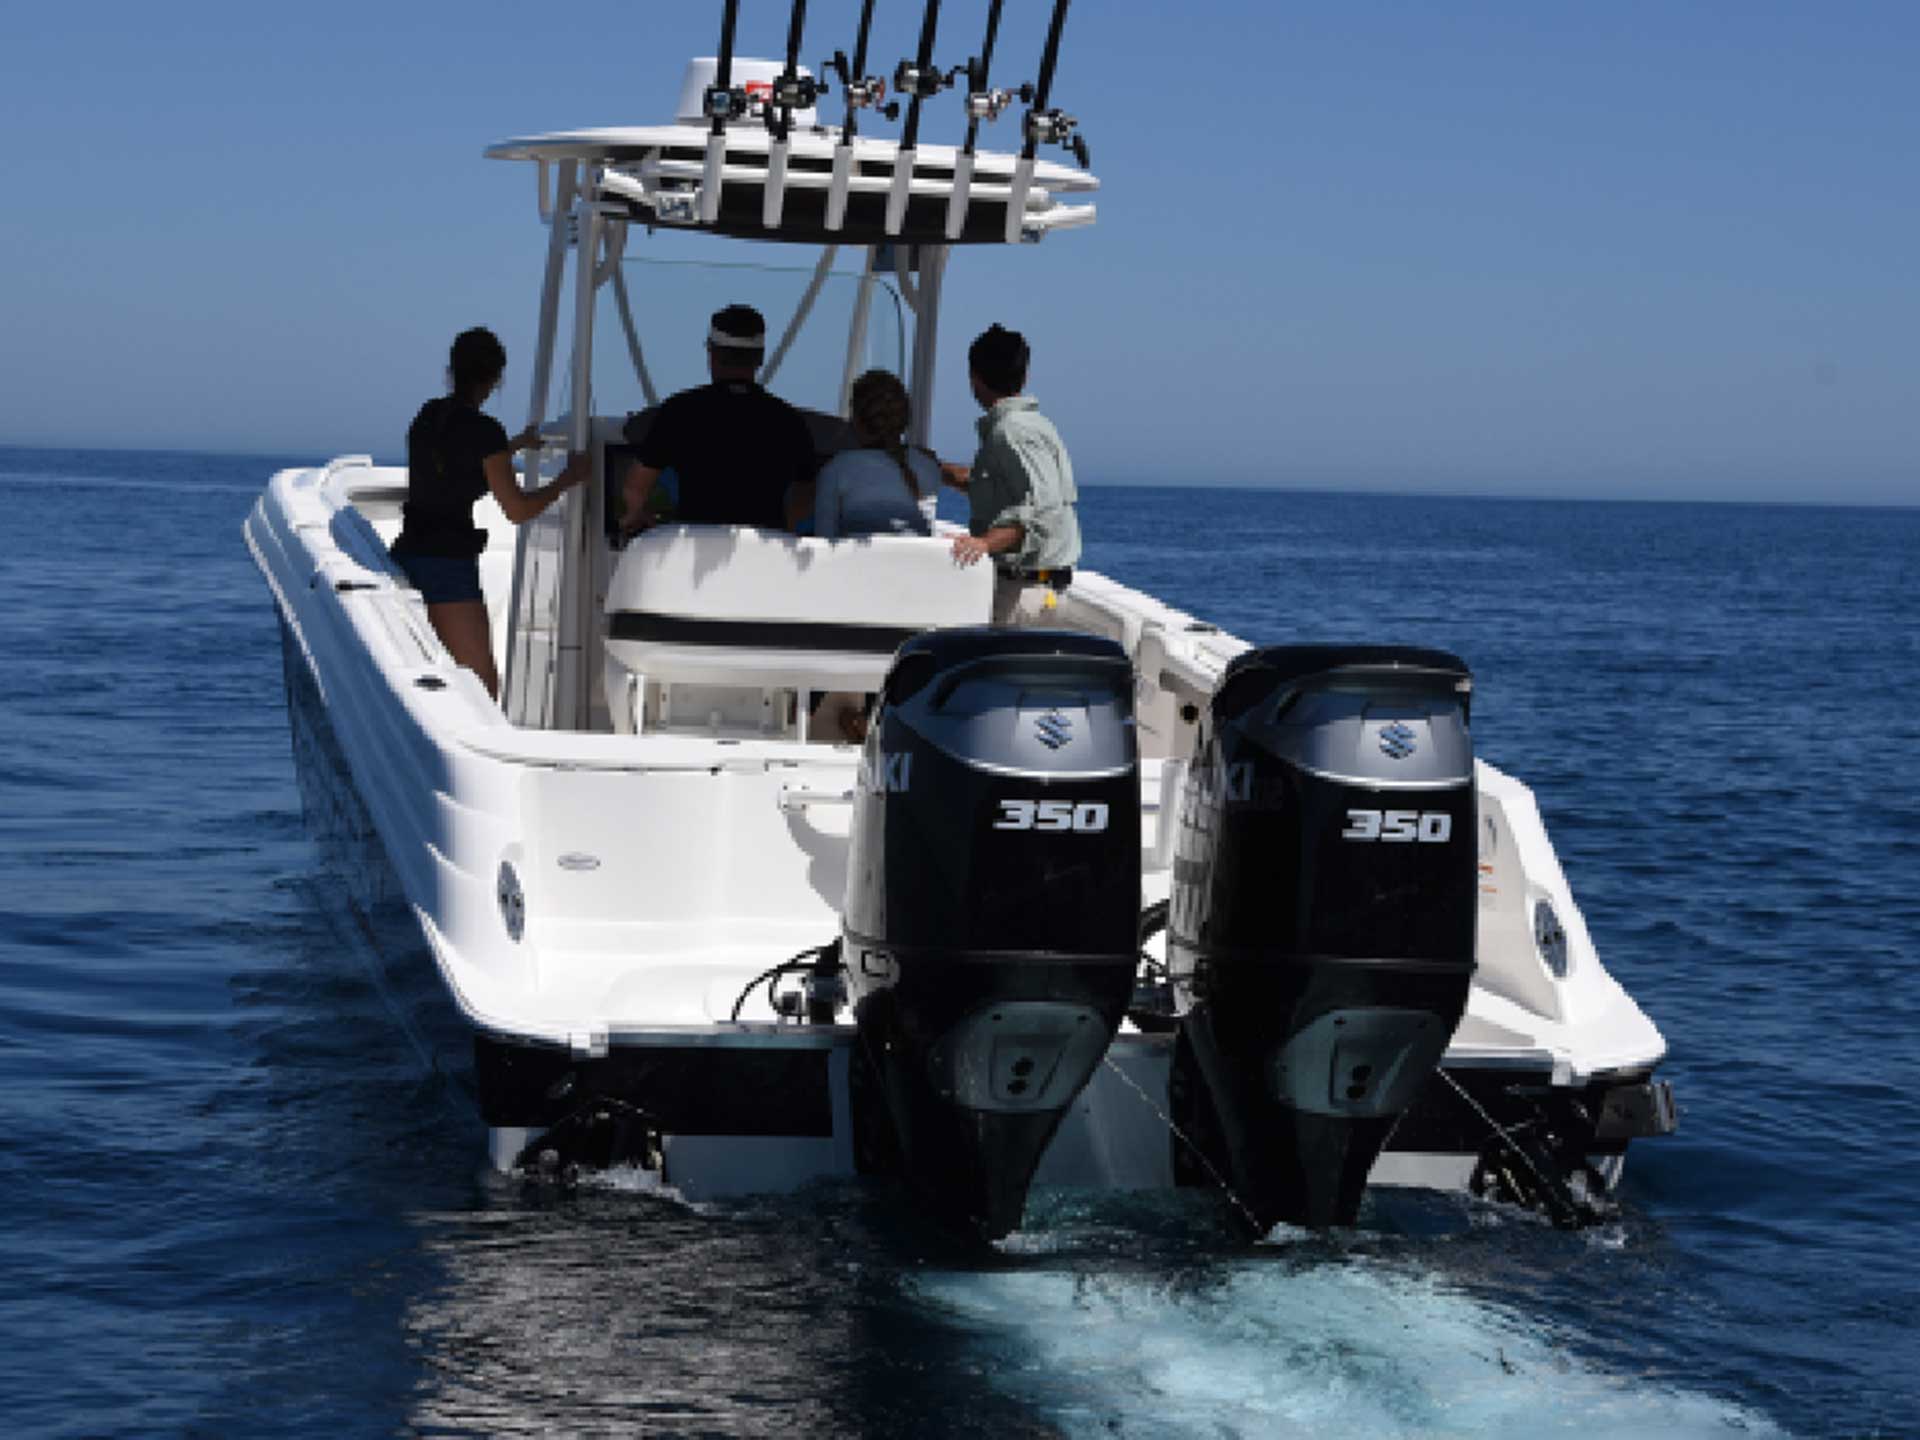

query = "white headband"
[{"left": 708, "top": 324, "right": 764, "bottom": 350}]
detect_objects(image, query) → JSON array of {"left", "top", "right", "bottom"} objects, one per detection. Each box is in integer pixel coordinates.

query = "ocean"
[{"left": 1, "top": 444, "right": 1914, "bottom": 1438}]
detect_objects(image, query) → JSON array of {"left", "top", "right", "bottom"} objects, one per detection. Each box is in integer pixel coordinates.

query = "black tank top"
[{"left": 392, "top": 398, "right": 510, "bottom": 557}]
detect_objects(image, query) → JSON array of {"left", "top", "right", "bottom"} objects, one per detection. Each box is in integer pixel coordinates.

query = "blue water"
[{"left": 2, "top": 444, "right": 1914, "bottom": 1438}]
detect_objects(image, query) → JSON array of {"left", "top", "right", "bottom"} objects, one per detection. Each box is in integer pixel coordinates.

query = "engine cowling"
[
  {"left": 1168, "top": 644, "right": 1477, "bottom": 1231},
  {"left": 843, "top": 628, "right": 1140, "bottom": 1239}
]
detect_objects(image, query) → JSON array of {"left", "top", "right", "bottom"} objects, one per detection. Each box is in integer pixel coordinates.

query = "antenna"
[
  {"left": 1004, "top": 0, "right": 1087, "bottom": 242},
  {"left": 944, "top": 0, "right": 1008, "bottom": 239},
  {"left": 886, "top": 0, "right": 951, "bottom": 235},
  {"left": 699, "top": 0, "right": 747, "bottom": 225},
  {"left": 822, "top": 0, "right": 897, "bottom": 232},
  {"left": 763, "top": 0, "right": 818, "bottom": 228}
]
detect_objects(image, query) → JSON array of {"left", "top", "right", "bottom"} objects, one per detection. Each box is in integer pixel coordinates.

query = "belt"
[{"left": 1001, "top": 565, "right": 1073, "bottom": 589}]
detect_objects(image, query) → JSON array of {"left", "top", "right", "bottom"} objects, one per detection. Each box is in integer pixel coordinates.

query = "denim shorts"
[{"left": 394, "top": 552, "right": 483, "bottom": 605}]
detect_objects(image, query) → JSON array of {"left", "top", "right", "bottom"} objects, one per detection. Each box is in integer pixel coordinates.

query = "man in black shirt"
[{"left": 617, "top": 304, "right": 817, "bottom": 535}]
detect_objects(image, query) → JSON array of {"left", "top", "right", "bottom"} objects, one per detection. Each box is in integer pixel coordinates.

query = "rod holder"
[
  {"left": 885, "top": 150, "right": 916, "bottom": 235},
  {"left": 1003, "top": 156, "right": 1035, "bottom": 243},
  {"left": 944, "top": 151, "right": 976, "bottom": 239},
  {"left": 700, "top": 133, "right": 726, "bottom": 224},
  {"left": 763, "top": 145, "right": 791, "bottom": 228},
  {"left": 825, "top": 146, "right": 854, "bottom": 231}
]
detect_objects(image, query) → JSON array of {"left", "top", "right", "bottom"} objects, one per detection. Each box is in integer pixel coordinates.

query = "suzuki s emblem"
[
  {"left": 1380, "top": 721, "right": 1418, "bottom": 760},
  {"left": 1034, "top": 711, "right": 1073, "bottom": 750}
]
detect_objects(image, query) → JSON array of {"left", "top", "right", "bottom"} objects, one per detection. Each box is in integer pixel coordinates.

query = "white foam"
[
  {"left": 574, "top": 1162, "right": 705, "bottom": 1211},
  {"left": 908, "top": 1259, "right": 1786, "bottom": 1438}
]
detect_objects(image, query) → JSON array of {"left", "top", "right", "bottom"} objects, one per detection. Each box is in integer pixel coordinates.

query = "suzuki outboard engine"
[
  {"left": 843, "top": 628, "right": 1140, "bottom": 1239},
  {"left": 1168, "top": 645, "right": 1477, "bottom": 1232}
]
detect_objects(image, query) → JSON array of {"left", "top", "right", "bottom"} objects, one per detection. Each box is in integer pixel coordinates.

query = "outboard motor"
[
  {"left": 1168, "top": 645, "right": 1477, "bottom": 1232},
  {"left": 843, "top": 628, "right": 1140, "bottom": 1239}
]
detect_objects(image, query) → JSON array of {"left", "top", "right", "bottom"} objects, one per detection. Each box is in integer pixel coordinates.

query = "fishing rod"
[
  {"left": 944, "top": 0, "right": 1009, "bottom": 239},
  {"left": 885, "top": 0, "right": 951, "bottom": 235},
  {"left": 1004, "top": 0, "right": 1089, "bottom": 243},
  {"left": 699, "top": 0, "right": 747, "bottom": 224},
  {"left": 821, "top": 0, "right": 896, "bottom": 232},
  {"left": 762, "top": 0, "right": 819, "bottom": 228}
]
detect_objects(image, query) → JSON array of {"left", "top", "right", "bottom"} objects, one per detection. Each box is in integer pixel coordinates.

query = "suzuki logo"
[
  {"left": 1034, "top": 711, "right": 1073, "bottom": 750},
  {"left": 1379, "top": 721, "right": 1418, "bottom": 760},
  {"left": 864, "top": 751, "right": 911, "bottom": 794}
]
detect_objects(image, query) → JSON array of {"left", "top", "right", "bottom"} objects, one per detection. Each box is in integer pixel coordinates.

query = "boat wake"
[
  {"left": 574, "top": 1161, "right": 700, "bottom": 1211},
  {"left": 908, "top": 1244, "right": 1785, "bottom": 1438}
]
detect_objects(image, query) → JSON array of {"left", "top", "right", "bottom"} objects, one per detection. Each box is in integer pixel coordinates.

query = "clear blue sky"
[{"left": 4, "top": 2, "right": 1915, "bottom": 503}]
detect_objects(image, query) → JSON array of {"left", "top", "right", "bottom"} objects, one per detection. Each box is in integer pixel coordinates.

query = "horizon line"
[{"left": 0, "top": 440, "right": 1912, "bottom": 513}]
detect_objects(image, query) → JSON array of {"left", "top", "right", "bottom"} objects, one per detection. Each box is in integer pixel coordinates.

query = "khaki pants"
[{"left": 991, "top": 572, "right": 1068, "bottom": 627}]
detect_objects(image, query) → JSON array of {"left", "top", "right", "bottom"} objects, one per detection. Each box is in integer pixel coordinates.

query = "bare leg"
[
  {"left": 990, "top": 572, "right": 1024, "bottom": 627},
  {"left": 425, "top": 600, "right": 500, "bottom": 699},
  {"left": 992, "top": 575, "right": 1065, "bottom": 628}
]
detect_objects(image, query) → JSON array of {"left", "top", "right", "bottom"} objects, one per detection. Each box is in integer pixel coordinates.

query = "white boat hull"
[{"left": 250, "top": 456, "right": 1672, "bottom": 1228}]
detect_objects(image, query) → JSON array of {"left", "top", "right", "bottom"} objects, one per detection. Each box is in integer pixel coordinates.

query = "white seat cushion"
[{"left": 605, "top": 526, "right": 989, "bottom": 689}]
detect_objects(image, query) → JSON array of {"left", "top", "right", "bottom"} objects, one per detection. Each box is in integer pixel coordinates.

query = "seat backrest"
[{"left": 604, "top": 526, "right": 990, "bottom": 692}]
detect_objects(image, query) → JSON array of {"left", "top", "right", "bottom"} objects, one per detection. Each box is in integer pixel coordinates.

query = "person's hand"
[
  {"left": 560, "top": 452, "right": 591, "bottom": 488},
  {"left": 616, "top": 506, "right": 656, "bottom": 545},
  {"left": 950, "top": 533, "right": 992, "bottom": 567},
  {"left": 511, "top": 424, "right": 544, "bottom": 453},
  {"left": 939, "top": 462, "right": 971, "bottom": 491}
]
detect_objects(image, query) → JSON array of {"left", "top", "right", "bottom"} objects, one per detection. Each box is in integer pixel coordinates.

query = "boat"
[{"left": 244, "top": 1, "right": 1675, "bottom": 1240}]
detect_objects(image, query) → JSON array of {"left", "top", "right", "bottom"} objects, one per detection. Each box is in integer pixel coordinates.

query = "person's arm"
[
  {"left": 620, "top": 461, "right": 662, "bottom": 536},
  {"left": 484, "top": 449, "right": 587, "bottom": 526},
  {"left": 949, "top": 428, "right": 1031, "bottom": 565},
  {"left": 939, "top": 461, "right": 971, "bottom": 490}
]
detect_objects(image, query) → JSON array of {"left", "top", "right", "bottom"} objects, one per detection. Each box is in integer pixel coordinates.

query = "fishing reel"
[
  {"left": 770, "top": 72, "right": 821, "bottom": 111},
  {"left": 1025, "top": 106, "right": 1091, "bottom": 168},
  {"left": 962, "top": 73, "right": 1031, "bottom": 124},
  {"left": 702, "top": 84, "right": 751, "bottom": 124},
  {"left": 893, "top": 56, "right": 952, "bottom": 103},
  {"left": 822, "top": 50, "right": 899, "bottom": 120},
  {"left": 764, "top": 71, "right": 821, "bottom": 141}
]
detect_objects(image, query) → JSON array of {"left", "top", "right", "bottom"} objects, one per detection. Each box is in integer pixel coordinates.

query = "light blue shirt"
[
  {"left": 967, "top": 395, "right": 1080, "bottom": 572},
  {"left": 813, "top": 447, "right": 938, "bottom": 539}
]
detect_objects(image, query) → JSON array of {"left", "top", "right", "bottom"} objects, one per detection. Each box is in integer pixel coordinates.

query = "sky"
[{"left": 3, "top": 1, "right": 1915, "bottom": 504}]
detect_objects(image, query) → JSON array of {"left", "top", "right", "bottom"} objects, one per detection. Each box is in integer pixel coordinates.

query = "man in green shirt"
[{"left": 943, "top": 324, "right": 1081, "bottom": 626}]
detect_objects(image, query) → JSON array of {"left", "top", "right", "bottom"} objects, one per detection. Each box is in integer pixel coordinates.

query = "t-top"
[
  {"left": 813, "top": 448, "right": 939, "bottom": 539},
  {"left": 636, "top": 381, "right": 817, "bottom": 530},
  {"left": 393, "top": 397, "right": 510, "bottom": 558}
]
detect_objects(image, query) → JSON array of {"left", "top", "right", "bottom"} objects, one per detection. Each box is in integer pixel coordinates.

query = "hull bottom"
[{"left": 477, "top": 1022, "right": 1669, "bottom": 1230}]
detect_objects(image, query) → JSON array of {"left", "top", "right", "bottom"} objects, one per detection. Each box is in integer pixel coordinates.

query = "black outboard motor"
[
  {"left": 843, "top": 628, "right": 1140, "bottom": 1239},
  {"left": 1168, "top": 645, "right": 1477, "bottom": 1232}
]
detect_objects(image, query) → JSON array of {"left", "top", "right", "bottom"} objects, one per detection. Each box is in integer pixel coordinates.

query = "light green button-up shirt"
[{"left": 967, "top": 394, "right": 1081, "bottom": 572}]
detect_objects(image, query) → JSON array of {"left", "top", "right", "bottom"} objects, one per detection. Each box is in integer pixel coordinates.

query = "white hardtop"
[
  {"left": 486, "top": 123, "right": 1095, "bottom": 188},
  {"left": 485, "top": 57, "right": 1096, "bottom": 249},
  {"left": 487, "top": 54, "right": 1094, "bottom": 191}
]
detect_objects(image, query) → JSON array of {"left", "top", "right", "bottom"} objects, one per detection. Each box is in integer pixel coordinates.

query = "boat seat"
[{"left": 604, "top": 525, "right": 990, "bottom": 694}]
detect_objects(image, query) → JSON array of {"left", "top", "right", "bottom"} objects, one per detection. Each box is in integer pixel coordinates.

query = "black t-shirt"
[
  {"left": 634, "top": 381, "right": 817, "bottom": 529},
  {"left": 393, "top": 398, "right": 510, "bottom": 557}
]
